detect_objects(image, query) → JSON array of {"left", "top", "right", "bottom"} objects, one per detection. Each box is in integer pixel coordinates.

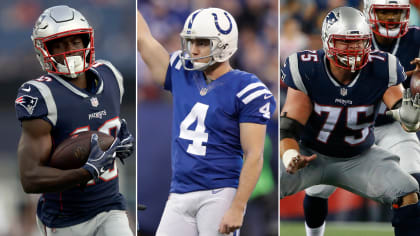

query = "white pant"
[
  {"left": 36, "top": 210, "right": 132, "bottom": 236},
  {"left": 305, "top": 122, "right": 420, "bottom": 198},
  {"left": 156, "top": 188, "right": 240, "bottom": 236},
  {"left": 375, "top": 121, "right": 420, "bottom": 174}
]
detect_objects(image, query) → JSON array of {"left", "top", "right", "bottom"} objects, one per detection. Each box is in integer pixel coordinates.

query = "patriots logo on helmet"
[
  {"left": 15, "top": 95, "right": 38, "bottom": 115},
  {"left": 326, "top": 12, "right": 338, "bottom": 26}
]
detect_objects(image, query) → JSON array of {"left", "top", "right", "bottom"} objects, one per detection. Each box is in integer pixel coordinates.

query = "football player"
[
  {"left": 303, "top": 1, "right": 420, "bottom": 235},
  {"left": 138, "top": 7, "right": 276, "bottom": 236},
  {"left": 15, "top": 5, "right": 134, "bottom": 236},
  {"left": 281, "top": 6, "right": 420, "bottom": 236}
]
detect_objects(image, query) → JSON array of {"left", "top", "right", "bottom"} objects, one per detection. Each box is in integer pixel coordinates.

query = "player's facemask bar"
[
  {"left": 34, "top": 30, "right": 94, "bottom": 78},
  {"left": 369, "top": 5, "right": 410, "bottom": 38},
  {"left": 327, "top": 35, "right": 372, "bottom": 72},
  {"left": 180, "top": 37, "right": 222, "bottom": 71}
]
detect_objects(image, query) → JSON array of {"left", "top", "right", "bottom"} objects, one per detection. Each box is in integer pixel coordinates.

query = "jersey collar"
[
  {"left": 372, "top": 34, "right": 401, "bottom": 56},
  {"left": 323, "top": 55, "right": 361, "bottom": 88},
  {"left": 48, "top": 68, "right": 104, "bottom": 98}
]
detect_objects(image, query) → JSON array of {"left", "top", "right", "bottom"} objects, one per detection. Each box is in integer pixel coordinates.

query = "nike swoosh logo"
[
  {"left": 100, "top": 167, "right": 106, "bottom": 174},
  {"left": 22, "top": 86, "right": 31, "bottom": 92},
  {"left": 212, "top": 189, "right": 224, "bottom": 194},
  {"left": 264, "top": 94, "right": 272, "bottom": 99}
]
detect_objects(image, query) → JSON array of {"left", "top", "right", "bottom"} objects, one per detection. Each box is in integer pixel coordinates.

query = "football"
[
  {"left": 410, "top": 71, "right": 420, "bottom": 97},
  {"left": 49, "top": 131, "right": 115, "bottom": 170}
]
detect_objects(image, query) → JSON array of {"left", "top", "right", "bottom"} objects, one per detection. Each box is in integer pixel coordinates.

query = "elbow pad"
[{"left": 280, "top": 115, "right": 304, "bottom": 141}]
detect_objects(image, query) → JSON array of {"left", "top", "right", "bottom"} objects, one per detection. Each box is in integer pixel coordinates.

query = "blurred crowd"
[
  {"left": 279, "top": 0, "right": 420, "bottom": 224},
  {"left": 0, "top": 0, "right": 136, "bottom": 83},
  {"left": 0, "top": 1, "right": 136, "bottom": 235},
  {"left": 137, "top": 0, "right": 278, "bottom": 235}
]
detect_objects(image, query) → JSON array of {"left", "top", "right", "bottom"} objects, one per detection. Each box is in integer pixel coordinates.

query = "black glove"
[
  {"left": 82, "top": 133, "right": 120, "bottom": 182},
  {"left": 115, "top": 118, "right": 135, "bottom": 163}
]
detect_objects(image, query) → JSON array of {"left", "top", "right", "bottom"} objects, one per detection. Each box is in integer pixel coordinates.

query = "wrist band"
[{"left": 282, "top": 149, "right": 298, "bottom": 167}]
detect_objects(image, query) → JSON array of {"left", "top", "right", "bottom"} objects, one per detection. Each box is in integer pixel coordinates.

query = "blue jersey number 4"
[{"left": 179, "top": 102, "right": 209, "bottom": 156}]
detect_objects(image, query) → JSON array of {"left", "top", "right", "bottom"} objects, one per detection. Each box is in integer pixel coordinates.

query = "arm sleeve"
[
  {"left": 97, "top": 60, "right": 125, "bottom": 103},
  {"left": 281, "top": 53, "right": 308, "bottom": 95},
  {"left": 237, "top": 77, "right": 276, "bottom": 124},
  {"left": 164, "top": 51, "right": 184, "bottom": 92},
  {"left": 387, "top": 54, "right": 406, "bottom": 87}
]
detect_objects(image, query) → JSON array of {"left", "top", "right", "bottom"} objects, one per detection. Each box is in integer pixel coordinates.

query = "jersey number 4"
[
  {"left": 179, "top": 101, "right": 269, "bottom": 156},
  {"left": 179, "top": 103, "right": 209, "bottom": 156}
]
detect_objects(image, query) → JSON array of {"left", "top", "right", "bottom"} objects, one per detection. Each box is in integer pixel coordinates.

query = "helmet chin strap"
[
  {"left": 350, "top": 57, "right": 356, "bottom": 72},
  {"left": 57, "top": 55, "right": 85, "bottom": 78},
  {"left": 338, "top": 55, "right": 361, "bottom": 72},
  {"left": 192, "top": 60, "right": 216, "bottom": 71},
  {"left": 378, "top": 24, "right": 401, "bottom": 37}
]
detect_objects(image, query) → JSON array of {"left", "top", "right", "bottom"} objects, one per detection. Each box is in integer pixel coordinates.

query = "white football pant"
[{"left": 156, "top": 188, "right": 241, "bottom": 236}]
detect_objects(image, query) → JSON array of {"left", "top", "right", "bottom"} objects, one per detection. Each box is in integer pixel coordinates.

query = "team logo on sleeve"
[{"left": 15, "top": 95, "right": 38, "bottom": 115}]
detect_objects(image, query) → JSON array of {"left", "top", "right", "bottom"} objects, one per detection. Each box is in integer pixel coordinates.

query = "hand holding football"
[{"left": 49, "top": 131, "right": 114, "bottom": 170}]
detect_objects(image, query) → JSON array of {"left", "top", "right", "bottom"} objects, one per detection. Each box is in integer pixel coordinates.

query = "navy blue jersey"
[
  {"left": 165, "top": 51, "right": 276, "bottom": 193},
  {"left": 15, "top": 60, "right": 126, "bottom": 227},
  {"left": 282, "top": 50, "right": 405, "bottom": 157},
  {"left": 373, "top": 26, "right": 420, "bottom": 126}
]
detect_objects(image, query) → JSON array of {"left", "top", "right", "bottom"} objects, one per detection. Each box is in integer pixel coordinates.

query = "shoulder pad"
[
  {"left": 169, "top": 50, "right": 183, "bottom": 71},
  {"left": 94, "top": 60, "right": 124, "bottom": 103},
  {"left": 16, "top": 79, "right": 57, "bottom": 125}
]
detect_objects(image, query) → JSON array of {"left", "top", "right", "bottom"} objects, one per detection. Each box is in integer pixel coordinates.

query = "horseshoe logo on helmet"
[{"left": 212, "top": 12, "right": 232, "bottom": 35}]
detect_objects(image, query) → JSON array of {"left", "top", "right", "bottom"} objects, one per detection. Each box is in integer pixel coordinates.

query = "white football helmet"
[
  {"left": 32, "top": 5, "right": 94, "bottom": 78},
  {"left": 364, "top": 0, "right": 410, "bottom": 38},
  {"left": 322, "top": 7, "right": 372, "bottom": 72},
  {"left": 179, "top": 8, "right": 238, "bottom": 71}
]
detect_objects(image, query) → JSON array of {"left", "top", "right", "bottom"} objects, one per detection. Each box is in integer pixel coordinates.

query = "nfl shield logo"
[
  {"left": 90, "top": 97, "right": 99, "bottom": 107},
  {"left": 340, "top": 88, "right": 347, "bottom": 96},
  {"left": 200, "top": 88, "right": 208, "bottom": 96}
]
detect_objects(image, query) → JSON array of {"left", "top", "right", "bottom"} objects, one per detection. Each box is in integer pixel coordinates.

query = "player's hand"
[
  {"left": 115, "top": 118, "right": 134, "bottom": 164},
  {"left": 386, "top": 88, "right": 420, "bottom": 132},
  {"left": 285, "top": 153, "right": 317, "bottom": 174},
  {"left": 218, "top": 205, "right": 244, "bottom": 235},
  {"left": 406, "top": 58, "right": 420, "bottom": 77},
  {"left": 82, "top": 134, "right": 120, "bottom": 181}
]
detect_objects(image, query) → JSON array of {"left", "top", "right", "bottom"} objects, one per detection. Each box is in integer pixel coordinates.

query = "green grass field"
[{"left": 280, "top": 221, "right": 394, "bottom": 236}]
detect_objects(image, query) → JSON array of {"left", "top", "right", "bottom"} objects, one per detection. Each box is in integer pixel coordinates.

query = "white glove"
[{"left": 386, "top": 89, "right": 420, "bottom": 132}]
